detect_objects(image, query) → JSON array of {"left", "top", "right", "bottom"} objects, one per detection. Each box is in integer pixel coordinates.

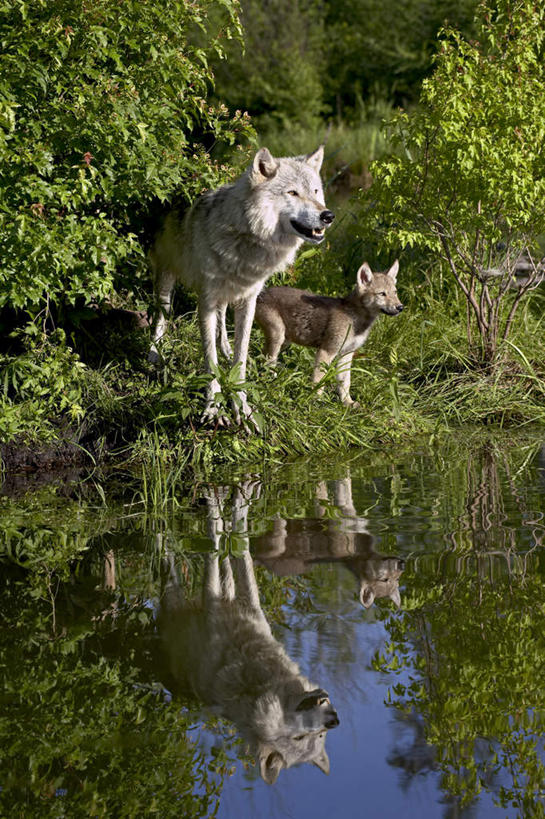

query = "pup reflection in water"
[{"left": 158, "top": 486, "right": 339, "bottom": 785}]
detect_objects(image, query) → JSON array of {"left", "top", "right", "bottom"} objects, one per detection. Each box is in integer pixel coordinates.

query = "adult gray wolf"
[
  {"left": 255, "top": 259, "right": 403, "bottom": 406},
  {"left": 158, "top": 485, "right": 339, "bottom": 785},
  {"left": 148, "top": 146, "right": 335, "bottom": 424}
]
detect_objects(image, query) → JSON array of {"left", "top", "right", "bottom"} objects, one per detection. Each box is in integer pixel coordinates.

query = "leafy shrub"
[
  {"left": 363, "top": 0, "right": 545, "bottom": 364},
  {"left": 0, "top": 0, "right": 253, "bottom": 318}
]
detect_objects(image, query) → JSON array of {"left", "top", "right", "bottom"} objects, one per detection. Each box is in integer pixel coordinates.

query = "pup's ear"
[
  {"left": 305, "top": 144, "right": 324, "bottom": 172},
  {"left": 356, "top": 262, "right": 373, "bottom": 289},
  {"left": 389, "top": 587, "right": 401, "bottom": 608},
  {"left": 250, "top": 147, "right": 278, "bottom": 184},
  {"left": 387, "top": 259, "right": 399, "bottom": 280},
  {"left": 359, "top": 583, "right": 375, "bottom": 608}
]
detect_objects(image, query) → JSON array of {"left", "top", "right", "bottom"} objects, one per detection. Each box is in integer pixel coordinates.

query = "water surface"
[{"left": 2, "top": 435, "right": 545, "bottom": 818}]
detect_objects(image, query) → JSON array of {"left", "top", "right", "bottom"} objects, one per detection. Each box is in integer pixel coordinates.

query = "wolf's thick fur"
[
  {"left": 159, "top": 487, "right": 339, "bottom": 784},
  {"left": 253, "top": 478, "right": 404, "bottom": 608},
  {"left": 149, "top": 146, "right": 334, "bottom": 423},
  {"left": 255, "top": 260, "right": 403, "bottom": 406}
]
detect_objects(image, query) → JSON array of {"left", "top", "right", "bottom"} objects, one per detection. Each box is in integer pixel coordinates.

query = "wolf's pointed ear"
[
  {"left": 313, "top": 749, "right": 330, "bottom": 776},
  {"left": 305, "top": 145, "right": 324, "bottom": 172},
  {"left": 356, "top": 262, "right": 373, "bottom": 289},
  {"left": 389, "top": 587, "right": 401, "bottom": 608},
  {"left": 250, "top": 147, "right": 279, "bottom": 185},
  {"left": 387, "top": 259, "right": 399, "bottom": 280},
  {"left": 360, "top": 583, "right": 375, "bottom": 608},
  {"left": 260, "top": 751, "right": 284, "bottom": 785}
]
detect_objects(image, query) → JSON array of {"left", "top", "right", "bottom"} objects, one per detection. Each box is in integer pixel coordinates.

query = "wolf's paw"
[
  {"left": 233, "top": 392, "right": 261, "bottom": 433},
  {"left": 220, "top": 341, "right": 233, "bottom": 361},
  {"left": 148, "top": 347, "right": 160, "bottom": 365},
  {"left": 200, "top": 401, "right": 230, "bottom": 428}
]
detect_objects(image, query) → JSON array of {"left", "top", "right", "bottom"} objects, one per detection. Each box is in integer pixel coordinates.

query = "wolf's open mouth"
[{"left": 290, "top": 220, "right": 325, "bottom": 242}]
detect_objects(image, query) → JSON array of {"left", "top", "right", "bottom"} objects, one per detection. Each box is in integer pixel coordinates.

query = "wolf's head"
[
  {"left": 358, "top": 556, "right": 405, "bottom": 609},
  {"left": 245, "top": 146, "right": 335, "bottom": 245},
  {"left": 254, "top": 686, "right": 339, "bottom": 784},
  {"left": 350, "top": 260, "right": 404, "bottom": 317}
]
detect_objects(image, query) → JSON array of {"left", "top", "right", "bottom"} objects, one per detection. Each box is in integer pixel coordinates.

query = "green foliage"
[
  {"left": 0, "top": 567, "right": 226, "bottom": 818},
  {"left": 212, "top": 0, "right": 325, "bottom": 131},
  {"left": 364, "top": 0, "right": 545, "bottom": 363},
  {"left": 213, "top": 0, "right": 478, "bottom": 128},
  {"left": 324, "top": 0, "right": 477, "bottom": 115},
  {"left": 0, "top": 329, "right": 92, "bottom": 443},
  {"left": 0, "top": 0, "right": 253, "bottom": 317}
]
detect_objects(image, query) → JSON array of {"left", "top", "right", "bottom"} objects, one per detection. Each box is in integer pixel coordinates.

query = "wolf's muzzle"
[
  {"left": 326, "top": 712, "right": 340, "bottom": 729},
  {"left": 382, "top": 304, "right": 404, "bottom": 315},
  {"left": 320, "top": 209, "right": 335, "bottom": 224},
  {"left": 290, "top": 220, "right": 326, "bottom": 242}
]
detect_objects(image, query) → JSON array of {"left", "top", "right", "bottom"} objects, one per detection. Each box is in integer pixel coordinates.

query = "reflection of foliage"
[
  {"left": 375, "top": 559, "right": 545, "bottom": 812},
  {"left": 372, "top": 438, "right": 545, "bottom": 812},
  {"left": 3, "top": 433, "right": 545, "bottom": 813},
  {"left": 0, "top": 567, "right": 227, "bottom": 818}
]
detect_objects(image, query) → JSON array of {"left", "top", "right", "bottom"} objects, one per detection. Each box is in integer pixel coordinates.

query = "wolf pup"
[
  {"left": 255, "top": 260, "right": 403, "bottom": 406},
  {"left": 253, "top": 477, "right": 405, "bottom": 609},
  {"left": 148, "top": 146, "right": 335, "bottom": 424}
]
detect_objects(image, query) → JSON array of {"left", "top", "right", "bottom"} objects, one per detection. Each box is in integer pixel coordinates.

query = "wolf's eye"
[
  {"left": 380, "top": 291, "right": 386, "bottom": 296},
  {"left": 287, "top": 190, "right": 299, "bottom": 196}
]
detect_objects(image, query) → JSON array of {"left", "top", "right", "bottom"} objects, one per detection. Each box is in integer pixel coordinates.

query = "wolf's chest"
[{"left": 334, "top": 320, "right": 372, "bottom": 354}]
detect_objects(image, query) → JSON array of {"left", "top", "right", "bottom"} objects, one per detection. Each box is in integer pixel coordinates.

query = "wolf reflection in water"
[{"left": 158, "top": 485, "right": 339, "bottom": 785}]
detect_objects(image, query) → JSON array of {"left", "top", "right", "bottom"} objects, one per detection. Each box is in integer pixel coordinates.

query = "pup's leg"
[
  {"left": 312, "top": 348, "right": 336, "bottom": 395},
  {"left": 216, "top": 303, "right": 232, "bottom": 360},
  {"left": 336, "top": 352, "right": 357, "bottom": 406},
  {"left": 232, "top": 293, "right": 259, "bottom": 426},
  {"left": 149, "top": 269, "right": 177, "bottom": 364},
  {"left": 255, "top": 304, "right": 285, "bottom": 364},
  {"left": 263, "top": 319, "right": 285, "bottom": 364}
]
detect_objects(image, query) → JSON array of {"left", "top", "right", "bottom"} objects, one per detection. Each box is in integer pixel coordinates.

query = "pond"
[{"left": 2, "top": 434, "right": 545, "bottom": 818}]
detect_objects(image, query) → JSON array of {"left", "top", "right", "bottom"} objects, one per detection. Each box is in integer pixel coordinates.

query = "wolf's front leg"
[
  {"left": 336, "top": 352, "right": 358, "bottom": 407},
  {"left": 233, "top": 293, "right": 259, "bottom": 428},
  {"left": 312, "top": 348, "right": 335, "bottom": 395},
  {"left": 148, "top": 270, "right": 177, "bottom": 364},
  {"left": 198, "top": 301, "right": 226, "bottom": 424}
]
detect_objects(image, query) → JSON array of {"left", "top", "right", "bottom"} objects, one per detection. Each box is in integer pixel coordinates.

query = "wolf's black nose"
[
  {"left": 396, "top": 304, "right": 404, "bottom": 313},
  {"left": 320, "top": 210, "right": 335, "bottom": 224},
  {"left": 326, "top": 713, "right": 340, "bottom": 729}
]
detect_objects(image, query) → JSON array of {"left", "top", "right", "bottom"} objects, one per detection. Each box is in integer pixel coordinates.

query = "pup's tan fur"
[
  {"left": 255, "top": 260, "right": 403, "bottom": 406},
  {"left": 253, "top": 478, "right": 404, "bottom": 609}
]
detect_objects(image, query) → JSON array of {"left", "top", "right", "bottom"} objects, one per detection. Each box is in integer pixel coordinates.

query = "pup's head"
[
  {"left": 353, "top": 260, "right": 404, "bottom": 316},
  {"left": 247, "top": 146, "right": 335, "bottom": 244},
  {"left": 358, "top": 557, "right": 405, "bottom": 609}
]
